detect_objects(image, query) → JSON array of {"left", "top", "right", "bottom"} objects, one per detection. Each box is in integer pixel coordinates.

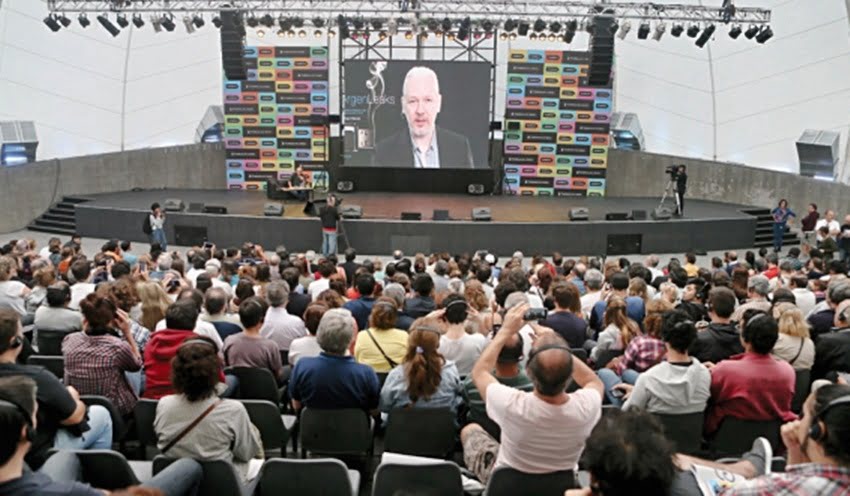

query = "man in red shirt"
[{"left": 705, "top": 312, "right": 796, "bottom": 436}]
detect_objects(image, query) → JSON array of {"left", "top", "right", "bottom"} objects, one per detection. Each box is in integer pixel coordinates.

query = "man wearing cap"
[{"left": 731, "top": 275, "right": 772, "bottom": 322}]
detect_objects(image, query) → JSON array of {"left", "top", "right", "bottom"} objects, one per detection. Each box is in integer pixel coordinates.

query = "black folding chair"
[
  {"left": 133, "top": 398, "right": 159, "bottom": 459},
  {"left": 239, "top": 399, "right": 297, "bottom": 457},
  {"left": 212, "top": 321, "right": 243, "bottom": 341},
  {"left": 53, "top": 449, "right": 143, "bottom": 490},
  {"left": 26, "top": 355, "right": 64, "bottom": 380},
  {"left": 225, "top": 366, "right": 280, "bottom": 404},
  {"left": 709, "top": 417, "right": 782, "bottom": 458},
  {"left": 570, "top": 348, "right": 589, "bottom": 363},
  {"left": 383, "top": 408, "right": 457, "bottom": 459},
  {"left": 653, "top": 412, "right": 704, "bottom": 455},
  {"left": 593, "top": 349, "right": 624, "bottom": 370},
  {"left": 372, "top": 462, "right": 464, "bottom": 496},
  {"left": 154, "top": 456, "right": 255, "bottom": 496},
  {"left": 484, "top": 467, "right": 577, "bottom": 496},
  {"left": 80, "top": 395, "right": 129, "bottom": 445},
  {"left": 257, "top": 458, "right": 360, "bottom": 496},
  {"left": 36, "top": 328, "right": 76, "bottom": 356},
  {"left": 792, "top": 369, "right": 811, "bottom": 414},
  {"left": 299, "top": 408, "right": 373, "bottom": 459}
]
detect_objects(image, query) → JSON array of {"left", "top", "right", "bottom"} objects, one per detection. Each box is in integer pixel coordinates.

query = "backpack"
[{"left": 142, "top": 214, "right": 152, "bottom": 235}]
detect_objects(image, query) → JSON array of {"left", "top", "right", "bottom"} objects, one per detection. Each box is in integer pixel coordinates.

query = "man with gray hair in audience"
[
  {"left": 731, "top": 275, "right": 772, "bottom": 322},
  {"left": 432, "top": 260, "right": 450, "bottom": 294},
  {"left": 289, "top": 309, "right": 380, "bottom": 411},
  {"left": 149, "top": 253, "right": 173, "bottom": 281},
  {"left": 201, "top": 287, "right": 242, "bottom": 340},
  {"left": 382, "top": 283, "right": 414, "bottom": 331},
  {"left": 260, "top": 281, "right": 307, "bottom": 353},
  {"left": 580, "top": 269, "right": 605, "bottom": 320},
  {"left": 267, "top": 253, "right": 282, "bottom": 281}
]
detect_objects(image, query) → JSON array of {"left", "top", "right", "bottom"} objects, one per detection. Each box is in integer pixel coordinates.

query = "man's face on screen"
[{"left": 402, "top": 73, "right": 441, "bottom": 139}]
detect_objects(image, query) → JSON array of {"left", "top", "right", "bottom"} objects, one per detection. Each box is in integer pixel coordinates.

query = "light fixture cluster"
[{"left": 618, "top": 20, "right": 773, "bottom": 46}]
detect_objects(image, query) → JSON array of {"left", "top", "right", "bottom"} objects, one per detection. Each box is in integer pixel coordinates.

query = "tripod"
[
  {"left": 658, "top": 178, "right": 681, "bottom": 216},
  {"left": 337, "top": 217, "right": 350, "bottom": 251}
]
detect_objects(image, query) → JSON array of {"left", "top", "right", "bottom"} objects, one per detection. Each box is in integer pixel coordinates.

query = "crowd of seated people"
[{"left": 0, "top": 234, "right": 848, "bottom": 494}]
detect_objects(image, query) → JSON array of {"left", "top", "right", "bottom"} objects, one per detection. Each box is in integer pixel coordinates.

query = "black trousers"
[{"left": 676, "top": 190, "right": 685, "bottom": 215}]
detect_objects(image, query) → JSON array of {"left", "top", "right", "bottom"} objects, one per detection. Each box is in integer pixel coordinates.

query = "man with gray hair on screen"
[{"left": 374, "top": 66, "right": 475, "bottom": 168}]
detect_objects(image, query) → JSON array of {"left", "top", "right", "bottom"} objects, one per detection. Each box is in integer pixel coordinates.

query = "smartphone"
[
  {"left": 203, "top": 241, "right": 213, "bottom": 249},
  {"left": 610, "top": 388, "right": 626, "bottom": 399},
  {"left": 523, "top": 308, "right": 548, "bottom": 321},
  {"left": 139, "top": 262, "right": 147, "bottom": 272}
]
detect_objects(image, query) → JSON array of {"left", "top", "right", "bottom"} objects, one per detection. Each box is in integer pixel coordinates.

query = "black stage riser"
[{"left": 75, "top": 205, "right": 755, "bottom": 256}]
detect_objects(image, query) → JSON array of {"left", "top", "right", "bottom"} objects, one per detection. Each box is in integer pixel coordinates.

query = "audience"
[
  {"left": 143, "top": 300, "right": 205, "bottom": 399},
  {"left": 382, "top": 282, "right": 415, "bottom": 331},
  {"left": 343, "top": 273, "right": 377, "bottom": 330},
  {"left": 541, "top": 281, "right": 587, "bottom": 349},
  {"left": 289, "top": 309, "right": 380, "bottom": 411},
  {"left": 690, "top": 286, "right": 744, "bottom": 363},
  {"left": 731, "top": 275, "right": 772, "bottom": 322},
  {"left": 590, "top": 296, "right": 640, "bottom": 366},
  {"left": 201, "top": 287, "right": 242, "bottom": 340},
  {"left": 438, "top": 294, "right": 486, "bottom": 377},
  {"left": 33, "top": 282, "right": 83, "bottom": 343},
  {"left": 154, "top": 289, "right": 222, "bottom": 348},
  {"left": 405, "top": 273, "right": 437, "bottom": 318},
  {"left": 812, "top": 299, "right": 850, "bottom": 380},
  {"left": 770, "top": 302, "right": 815, "bottom": 370},
  {"left": 354, "top": 297, "right": 409, "bottom": 373},
  {"left": 223, "top": 297, "right": 284, "bottom": 383},
  {"left": 287, "top": 302, "right": 328, "bottom": 366},
  {"left": 589, "top": 272, "right": 645, "bottom": 334},
  {"left": 259, "top": 280, "right": 307, "bottom": 353},
  {"left": 63, "top": 293, "right": 142, "bottom": 417}
]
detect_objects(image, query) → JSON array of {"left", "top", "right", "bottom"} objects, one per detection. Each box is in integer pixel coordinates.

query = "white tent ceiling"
[{"left": 0, "top": 0, "right": 848, "bottom": 174}]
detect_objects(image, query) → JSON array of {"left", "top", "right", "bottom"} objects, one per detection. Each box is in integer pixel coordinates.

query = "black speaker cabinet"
[{"left": 174, "top": 225, "right": 207, "bottom": 247}]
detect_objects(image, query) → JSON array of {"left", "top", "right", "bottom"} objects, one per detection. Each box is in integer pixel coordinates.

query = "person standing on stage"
[
  {"left": 674, "top": 164, "right": 687, "bottom": 217},
  {"left": 319, "top": 195, "right": 340, "bottom": 257},
  {"left": 771, "top": 199, "right": 796, "bottom": 254},
  {"left": 149, "top": 203, "right": 167, "bottom": 251}
]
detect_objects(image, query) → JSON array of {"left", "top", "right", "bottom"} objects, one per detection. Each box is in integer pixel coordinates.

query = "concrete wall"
[
  {"left": 607, "top": 149, "right": 849, "bottom": 215},
  {"left": 0, "top": 144, "right": 226, "bottom": 234}
]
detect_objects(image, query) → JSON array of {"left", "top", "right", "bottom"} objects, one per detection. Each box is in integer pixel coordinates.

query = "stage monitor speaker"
[
  {"left": 472, "top": 207, "right": 492, "bottom": 222},
  {"left": 174, "top": 225, "right": 207, "bottom": 247},
  {"left": 401, "top": 212, "right": 422, "bottom": 221},
  {"left": 631, "top": 209, "right": 648, "bottom": 221},
  {"left": 606, "top": 234, "right": 642, "bottom": 256},
  {"left": 186, "top": 202, "right": 205, "bottom": 213},
  {"left": 796, "top": 129, "right": 839, "bottom": 178},
  {"left": 605, "top": 212, "right": 629, "bottom": 221},
  {"left": 337, "top": 180, "right": 354, "bottom": 192},
  {"left": 219, "top": 11, "right": 247, "bottom": 81},
  {"left": 433, "top": 209, "right": 450, "bottom": 221},
  {"left": 588, "top": 14, "right": 616, "bottom": 87},
  {"left": 569, "top": 207, "right": 590, "bottom": 221},
  {"left": 340, "top": 205, "right": 363, "bottom": 219},
  {"left": 164, "top": 198, "right": 185, "bottom": 212},
  {"left": 467, "top": 183, "right": 485, "bottom": 195},
  {"left": 202, "top": 205, "right": 228, "bottom": 215},
  {"left": 263, "top": 203, "right": 284, "bottom": 217},
  {"left": 652, "top": 207, "right": 672, "bottom": 220}
]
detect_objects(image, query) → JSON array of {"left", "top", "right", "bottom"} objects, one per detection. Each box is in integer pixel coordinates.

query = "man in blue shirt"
[
  {"left": 290, "top": 309, "right": 380, "bottom": 412},
  {"left": 590, "top": 272, "right": 645, "bottom": 336},
  {"left": 343, "top": 274, "right": 377, "bottom": 331}
]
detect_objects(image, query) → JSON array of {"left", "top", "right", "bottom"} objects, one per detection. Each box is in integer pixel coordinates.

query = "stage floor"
[{"left": 82, "top": 190, "right": 752, "bottom": 223}]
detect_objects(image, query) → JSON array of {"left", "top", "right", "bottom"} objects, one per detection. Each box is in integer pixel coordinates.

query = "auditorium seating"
[
  {"left": 383, "top": 408, "right": 457, "bottom": 459},
  {"left": 240, "top": 399, "right": 297, "bottom": 457},
  {"left": 26, "top": 354, "right": 64, "bottom": 379},
  {"left": 708, "top": 417, "right": 783, "bottom": 458},
  {"left": 299, "top": 408, "right": 374, "bottom": 460},
  {"left": 225, "top": 366, "right": 281, "bottom": 404},
  {"left": 484, "top": 467, "right": 577, "bottom": 496},
  {"left": 257, "top": 458, "right": 361, "bottom": 496},
  {"left": 372, "top": 462, "right": 464, "bottom": 496},
  {"left": 153, "top": 456, "right": 256, "bottom": 496}
]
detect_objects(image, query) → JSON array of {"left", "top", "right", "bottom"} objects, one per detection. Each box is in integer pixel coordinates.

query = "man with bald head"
[
  {"left": 463, "top": 303, "right": 603, "bottom": 483},
  {"left": 374, "top": 66, "right": 475, "bottom": 168}
]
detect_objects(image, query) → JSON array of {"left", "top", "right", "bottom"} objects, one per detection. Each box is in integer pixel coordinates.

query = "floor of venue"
[{"left": 82, "top": 189, "right": 752, "bottom": 222}]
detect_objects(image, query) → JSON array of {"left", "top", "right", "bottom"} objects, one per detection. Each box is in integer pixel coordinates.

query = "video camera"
[{"left": 665, "top": 164, "right": 683, "bottom": 179}]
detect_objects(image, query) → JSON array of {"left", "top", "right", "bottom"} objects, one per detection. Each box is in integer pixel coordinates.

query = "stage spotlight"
[
  {"left": 78, "top": 14, "right": 90, "bottom": 28},
  {"left": 257, "top": 29, "right": 265, "bottom": 38},
  {"left": 756, "top": 25, "right": 773, "bottom": 43},
  {"left": 503, "top": 19, "right": 517, "bottom": 32},
  {"left": 457, "top": 16, "right": 470, "bottom": 41},
  {"left": 276, "top": 29, "right": 285, "bottom": 37},
  {"left": 500, "top": 32, "right": 508, "bottom": 40},
  {"left": 246, "top": 15, "right": 258, "bottom": 28},
  {"left": 425, "top": 18, "right": 436, "bottom": 32},
  {"left": 192, "top": 15, "right": 204, "bottom": 28},
  {"left": 314, "top": 29, "right": 323, "bottom": 38},
  {"left": 116, "top": 14, "right": 129, "bottom": 28},
  {"left": 293, "top": 18, "right": 304, "bottom": 28},
  {"left": 298, "top": 29, "right": 306, "bottom": 38},
  {"left": 670, "top": 23, "right": 684, "bottom": 37},
  {"left": 686, "top": 24, "right": 700, "bottom": 38},
  {"left": 728, "top": 24, "right": 742, "bottom": 38},
  {"left": 509, "top": 32, "right": 517, "bottom": 40},
  {"left": 337, "top": 15, "right": 350, "bottom": 38},
  {"left": 404, "top": 30, "right": 414, "bottom": 40},
  {"left": 547, "top": 33, "right": 557, "bottom": 42},
  {"left": 549, "top": 21, "right": 561, "bottom": 33},
  {"left": 652, "top": 23, "right": 666, "bottom": 41},
  {"left": 529, "top": 33, "right": 538, "bottom": 41},
  {"left": 533, "top": 19, "right": 546, "bottom": 32},
  {"left": 182, "top": 16, "right": 195, "bottom": 33},
  {"left": 97, "top": 15, "right": 121, "bottom": 37},
  {"left": 482, "top": 19, "right": 494, "bottom": 33},
  {"left": 132, "top": 14, "right": 145, "bottom": 28},
  {"left": 58, "top": 14, "right": 72, "bottom": 28},
  {"left": 212, "top": 16, "right": 221, "bottom": 28},
  {"left": 744, "top": 24, "right": 759, "bottom": 39},
  {"left": 328, "top": 29, "right": 336, "bottom": 37},
  {"left": 352, "top": 18, "right": 365, "bottom": 30},
  {"left": 313, "top": 17, "right": 325, "bottom": 28},
  {"left": 441, "top": 17, "right": 452, "bottom": 32},
  {"left": 371, "top": 19, "right": 383, "bottom": 30},
  {"left": 280, "top": 17, "right": 293, "bottom": 31},
  {"left": 44, "top": 15, "right": 62, "bottom": 32},
  {"left": 518, "top": 21, "right": 530, "bottom": 36},
  {"left": 566, "top": 19, "right": 578, "bottom": 33},
  {"left": 637, "top": 22, "right": 650, "bottom": 39},
  {"left": 287, "top": 30, "right": 295, "bottom": 38},
  {"left": 378, "top": 30, "right": 387, "bottom": 40},
  {"left": 161, "top": 15, "right": 176, "bottom": 32},
  {"left": 695, "top": 24, "right": 715, "bottom": 47},
  {"left": 616, "top": 20, "right": 631, "bottom": 39},
  {"left": 261, "top": 14, "right": 274, "bottom": 27}
]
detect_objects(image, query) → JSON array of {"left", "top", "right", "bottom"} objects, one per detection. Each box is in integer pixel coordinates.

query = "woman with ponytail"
[{"left": 379, "top": 317, "right": 464, "bottom": 415}]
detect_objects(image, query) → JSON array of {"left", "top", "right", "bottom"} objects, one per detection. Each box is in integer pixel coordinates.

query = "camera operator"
[
  {"left": 319, "top": 194, "right": 341, "bottom": 257},
  {"left": 672, "top": 164, "right": 687, "bottom": 216}
]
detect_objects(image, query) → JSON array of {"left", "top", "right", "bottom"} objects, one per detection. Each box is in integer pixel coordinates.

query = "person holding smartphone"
[{"left": 148, "top": 202, "right": 167, "bottom": 251}]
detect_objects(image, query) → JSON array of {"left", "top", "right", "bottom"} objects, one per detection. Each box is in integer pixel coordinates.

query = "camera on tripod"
[{"left": 665, "top": 165, "right": 679, "bottom": 179}]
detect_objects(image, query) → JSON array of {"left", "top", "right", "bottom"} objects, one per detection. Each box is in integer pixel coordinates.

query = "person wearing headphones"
[
  {"left": 0, "top": 377, "right": 203, "bottom": 496},
  {"left": 437, "top": 294, "right": 486, "bottom": 377},
  {"left": 704, "top": 312, "right": 797, "bottom": 437},
  {"left": 0, "top": 309, "right": 112, "bottom": 469},
  {"left": 462, "top": 303, "right": 603, "bottom": 484}
]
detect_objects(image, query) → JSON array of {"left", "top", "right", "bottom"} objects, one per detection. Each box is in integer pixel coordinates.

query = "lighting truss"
[{"left": 45, "top": 1, "right": 772, "bottom": 25}]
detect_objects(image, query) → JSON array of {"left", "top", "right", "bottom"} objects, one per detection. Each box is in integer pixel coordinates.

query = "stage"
[{"left": 74, "top": 190, "right": 757, "bottom": 255}]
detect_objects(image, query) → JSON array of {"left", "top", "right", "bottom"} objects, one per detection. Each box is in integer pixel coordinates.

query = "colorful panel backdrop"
[
  {"left": 503, "top": 49, "right": 613, "bottom": 197},
  {"left": 224, "top": 46, "right": 330, "bottom": 190}
]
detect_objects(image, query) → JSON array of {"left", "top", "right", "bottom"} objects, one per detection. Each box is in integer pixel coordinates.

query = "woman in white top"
[
  {"left": 591, "top": 296, "right": 641, "bottom": 365},
  {"left": 770, "top": 302, "right": 815, "bottom": 370},
  {"left": 0, "top": 255, "right": 30, "bottom": 319},
  {"left": 437, "top": 295, "right": 486, "bottom": 377}
]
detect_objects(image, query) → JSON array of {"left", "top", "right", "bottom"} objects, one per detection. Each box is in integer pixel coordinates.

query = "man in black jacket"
[
  {"left": 690, "top": 287, "right": 743, "bottom": 364},
  {"left": 812, "top": 300, "right": 850, "bottom": 380},
  {"left": 674, "top": 164, "right": 687, "bottom": 216},
  {"left": 319, "top": 195, "right": 340, "bottom": 257}
]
